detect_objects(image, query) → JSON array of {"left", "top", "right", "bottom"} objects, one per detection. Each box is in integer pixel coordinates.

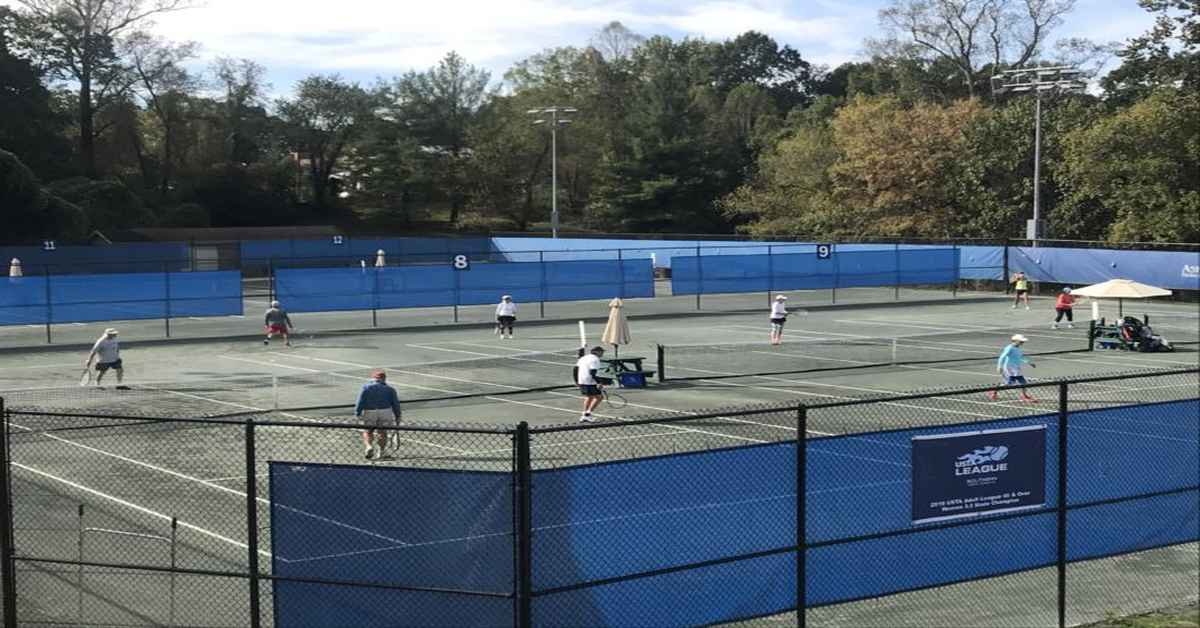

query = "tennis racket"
[
  {"left": 601, "top": 387, "right": 627, "bottom": 410},
  {"left": 79, "top": 367, "right": 92, "bottom": 387}
]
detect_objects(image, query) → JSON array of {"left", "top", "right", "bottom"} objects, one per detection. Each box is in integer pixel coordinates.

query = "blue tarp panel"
[
  {"left": 275, "top": 259, "right": 654, "bottom": 314},
  {"left": 0, "top": 242, "right": 190, "bottom": 273},
  {"left": 0, "top": 270, "right": 241, "bottom": 325},
  {"left": 671, "top": 248, "right": 959, "bottom": 295},
  {"left": 960, "top": 245, "right": 1005, "bottom": 280},
  {"left": 241, "top": 237, "right": 495, "bottom": 268},
  {"left": 269, "top": 462, "right": 513, "bottom": 628},
  {"left": 531, "top": 442, "right": 796, "bottom": 625},
  {"left": 0, "top": 277, "right": 49, "bottom": 325},
  {"left": 1011, "top": 247, "right": 1200, "bottom": 291}
]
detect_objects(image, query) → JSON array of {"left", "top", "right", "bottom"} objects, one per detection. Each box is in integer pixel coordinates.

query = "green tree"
[
  {"left": 0, "top": 6, "right": 73, "bottom": 180},
  {"left": 1059, "top": 90, "right": 1200, "bottom": 242},
  {"left": 711, "top": 31, "right": 815, "bottom": 113},
  {"left": 276, "top": 74, "right": 376, "bottom": 211},
  {"left": 0, "top": 148, "right": 88, "bottom": 242},
  {"left": 13, "top": 0, "right": 193, "bottom": 177},
  {"left": 1102, "top": 0, "right": 1200, "bottom": 106}
]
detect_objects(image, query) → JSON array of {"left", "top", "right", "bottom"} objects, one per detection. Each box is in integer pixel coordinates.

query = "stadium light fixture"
[
  {"left": 992, "top": 66, "right": 1087, "bottom": 247},
  {"left": 528, "top": 106, "right": 578, "bottom": 238}
]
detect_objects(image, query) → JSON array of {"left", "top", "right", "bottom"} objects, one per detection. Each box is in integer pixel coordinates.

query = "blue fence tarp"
[
  {"left": 959, "top": 245, "right": 1005, "bottom": 280},
  {"left": 1011, "top": 247, "right": 1200, "bottom": 291},
  {"left": 275, "top": 259, "right": 654, "bottom": 314},
  {"left": 0, "top": 242, "right": 190, "bottom": 273},
  {"left": 269, "top": 462, "right": 513, "bottom": 628},
  {"left": 671, "top": 248, "right": 960, "bottom": 295},
  {"left": 0, "top": 271, "right": 242, "bottom": 325}
]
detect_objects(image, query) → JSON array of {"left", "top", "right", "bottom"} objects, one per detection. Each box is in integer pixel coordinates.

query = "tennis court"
[{"left": 1, "top": 296, "right": 1196, "bottom": 626}]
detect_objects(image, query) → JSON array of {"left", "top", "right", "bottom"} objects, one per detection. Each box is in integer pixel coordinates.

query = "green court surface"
[{"left": 1, "top": 295, "right": 1196, "bottom": 627}]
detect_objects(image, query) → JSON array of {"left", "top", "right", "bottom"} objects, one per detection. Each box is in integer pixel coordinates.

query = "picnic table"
[{"left": 601, "top": 356, "right": 655, "bottom": 387}]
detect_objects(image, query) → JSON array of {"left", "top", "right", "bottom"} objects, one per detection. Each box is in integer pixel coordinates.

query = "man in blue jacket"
[{"left": 355, "top": 370, "right": 402, "bottom": 459}]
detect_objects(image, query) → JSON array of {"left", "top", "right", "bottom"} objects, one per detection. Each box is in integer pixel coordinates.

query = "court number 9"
[
  {"left": 452, "top": 254, "right": 470, "bottom": 270},
  {"left": 816, "top": 244, "right": 832, "bottom": 259}
]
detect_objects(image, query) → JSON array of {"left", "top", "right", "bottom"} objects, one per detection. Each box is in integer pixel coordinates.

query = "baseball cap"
[{"left": 775, "top": 295, "right": 788, "bottom": 300}]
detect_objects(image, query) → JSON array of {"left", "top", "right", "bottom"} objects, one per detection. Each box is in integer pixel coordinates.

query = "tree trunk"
[{"left": 79, "top": 72, "right": 97, "bottom": 178}]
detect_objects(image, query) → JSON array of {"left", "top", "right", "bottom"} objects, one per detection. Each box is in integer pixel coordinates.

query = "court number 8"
[{"left": 453, "top": 254, "right": 470, "bottom": 270}]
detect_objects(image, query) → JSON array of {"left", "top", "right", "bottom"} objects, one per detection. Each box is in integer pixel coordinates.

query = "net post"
[
  {"left": 0, "top": 398, "right": 19, "bottom": 628},
  {"left": 1056, "top": 381, "right": 1069, "bottom": 628},
  {"left": 796, "top": 404, "right": 807, "bottom": 628},
  {"left": 514, "top": 422, "right": 533, "bottom": 628},
  {"left": 244, "top": 419, "right": 263, "bottom": 628},
  {"left": 656, "top": 344, "right": 665, "bottom": 383}
]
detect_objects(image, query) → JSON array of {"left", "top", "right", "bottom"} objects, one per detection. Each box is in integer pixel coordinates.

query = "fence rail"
[{"left": 1, "top": 368, "right": 1196, "bottom": 627}]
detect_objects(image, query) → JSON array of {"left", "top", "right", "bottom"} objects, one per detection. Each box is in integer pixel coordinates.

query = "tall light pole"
[
  {"left": 528, "top": 106, "right": 576, "bottom": 238},
  {"left": 991, "top": 67, "right": 1086, "bottom": 247}
]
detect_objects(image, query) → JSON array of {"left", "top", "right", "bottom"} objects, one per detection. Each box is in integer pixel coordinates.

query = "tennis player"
[
  {"left": 1011, "top": 272, "right": 1031, "bottom": 310},
  {"left": 575, "top": 346, "right": 605, "bottom": 422},
  {"left": 769, "top": 295, "right": 788, "bottom": 345},
  {"left": 264, "top": 301, "right": 293, "bottom": 346},
  {"left": 355, "top": 370, "right": 402, "bottom": 459},
  {"left": 987, "top": 335, "right": 1037, "bottom": 402},
  {"left": 495, "top": 295, "right": 517, "bottom": 339},
  {"left": 1051, "top": 287, "right": 1080, "bottom": 329},
  {"left": 85, "top": 328, "right": 125, "bottom": 388}
]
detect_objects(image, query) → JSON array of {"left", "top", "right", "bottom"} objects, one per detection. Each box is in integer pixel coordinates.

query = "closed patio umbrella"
[
  {"left": 602, "top": 298, "right": 631, "bottom": 357},
  {"left": 1069, "top": 279, "right": 1172, "bottom": 318}
]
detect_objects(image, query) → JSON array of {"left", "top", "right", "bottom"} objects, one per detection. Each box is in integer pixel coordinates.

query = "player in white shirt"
[
  {"left": 495, "top": 295, "right": 517, "bottom": 339},
  {"left": 769, "top": 295, "right": 788, "bottom": 345},
  {"left": 575, "top": 346, "right": 606, "bottom": 422},
  {"left": 86, "top": 328, "right": 126, "bottom": 388}
]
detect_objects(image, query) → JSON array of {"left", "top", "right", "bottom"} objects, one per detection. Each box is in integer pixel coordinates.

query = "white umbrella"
[
  {"left": 375, "top": 249, "right": 386, "bottom": 267},
  {"left": 1069, "top": 279, "right": 1172, "bottom": 318},
  {"left": 602, "top": 298, "right": 631, "bottom": 357},
  {"left": 9, "top": 258, "right": 22, "bottom": 278}
]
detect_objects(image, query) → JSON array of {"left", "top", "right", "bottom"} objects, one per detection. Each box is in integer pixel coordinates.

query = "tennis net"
[
  {"left": 657, "top": 327, "right": 1092, "bottom": 382},
  {"left": 1, "top": 348, "right": 585, "bottom": 417}
]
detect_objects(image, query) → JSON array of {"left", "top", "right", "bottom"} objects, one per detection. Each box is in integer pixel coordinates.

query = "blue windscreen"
[
  {"left": 275, "top": 259, "right": 654, "bottom": 313},
  {"left": 0, "top": 270, "right": 241, "bottom": 325},
  {"left": 269, "top": 462, "right": 513, "bottom": 628},
  {"left": 671, "top": 248, "right": 960, "bottom": 295},
  {"left": 531, "top": 442, "right": 796, "bottom": 626}
]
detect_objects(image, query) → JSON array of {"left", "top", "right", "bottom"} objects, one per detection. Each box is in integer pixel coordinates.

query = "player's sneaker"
[
  {"left": 579, "top": 414, "right": 596, "bottom": 423},
  {"left": 364, "top": 447, "right": 375, "bottom": 459},
  {"left": 1051, "top": 323, "right": 1058, "bottom": 329}
]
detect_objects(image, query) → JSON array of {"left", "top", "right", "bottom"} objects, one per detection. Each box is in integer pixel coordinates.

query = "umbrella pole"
[{"left": 1118, "top": 298, "right": 1123, "bottom": 318}]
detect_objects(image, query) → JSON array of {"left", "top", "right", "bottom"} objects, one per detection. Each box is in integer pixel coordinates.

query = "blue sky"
[{"left": 3, "top": 0, "right": 1157, "bottom": 96}]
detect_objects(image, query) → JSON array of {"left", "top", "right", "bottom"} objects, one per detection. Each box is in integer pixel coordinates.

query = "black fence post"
[
  {"left": 767, "top": 245, "right": 774, "bottom": 306},
  {"left": 1056, "top": 381, "right": 1069, "bottom": 628},
  {"left": 164, "top": 261, "right": 172, "bottom": 339},
  {"left": 245, "top": 420, "right": 262, "bottom": 628},
  {"left": 0, "top": 398, "right": 19, "bottom": 627},
  {"left": 539, "top": 251, "right": 546, "bottom": 319},
  {"left": 44, "top": 265, "right": 52, "bottom": 344},
  {"left": 894, "top": 243, "right": 901, "bottom": 301},
  {"left": 1003, "top": 238, "right": 1011, "bottom": 292},
  {"left": 372, "top": 262, "right": 379, "bottom": 328},
  {"left": 695, "top": 245, "right": 702, "bottom": 311},
  {"left": 796, "top": 404, "right": 807, "bottom": 628},
  {"left": 952, "top": 244, "right": 959, "bottom": 298},
  {"left": 514, "top": 422, "right": 533, "bottom": 628}
]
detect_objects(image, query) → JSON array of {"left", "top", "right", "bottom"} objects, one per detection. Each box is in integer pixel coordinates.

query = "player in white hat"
[
  {"left": 987, "top": 334, "right": 1037, "bottom": 402},
  {"left": 85, "top": 328, "right": 127, "bottom": 388},
  {"left": 495, "top": 295, "right": 517, "bottom": 339},
  {"left": 769, "top": 295, "right": 788, "bottom": 345}
]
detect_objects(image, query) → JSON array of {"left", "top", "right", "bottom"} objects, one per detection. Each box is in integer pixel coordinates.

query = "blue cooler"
[{"left": 618, "top": 372, "right": 646, "bottom": 388}]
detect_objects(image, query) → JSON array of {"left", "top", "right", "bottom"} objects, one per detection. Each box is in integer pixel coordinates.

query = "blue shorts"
[
  {"left": 579, "top": 384, "right": 602, "bottom": 396},
  {"left": 1005, "top": 375, "right": 1027, "bottom": 386}
]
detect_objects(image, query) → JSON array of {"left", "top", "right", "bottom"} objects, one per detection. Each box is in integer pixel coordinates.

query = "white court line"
[
  {"left": 11, "top": 462, "right": 278, "bottom": 561},
  {"left": 8, "top": 420, "right": 411, "bottom": 548}
]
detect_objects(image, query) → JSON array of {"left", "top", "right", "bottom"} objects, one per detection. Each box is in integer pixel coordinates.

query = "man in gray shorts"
[{"left": 354, "top": 370, "right": 402, "bottom": 459}]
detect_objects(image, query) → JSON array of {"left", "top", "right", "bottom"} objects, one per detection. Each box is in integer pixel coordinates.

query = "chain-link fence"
[{"left": 1, "top": 367, "right": 1196, "bottom": 627}]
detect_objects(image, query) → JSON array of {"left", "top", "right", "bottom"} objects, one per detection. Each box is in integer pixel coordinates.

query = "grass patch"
[{"left": 1087, "top": 603, "right": 1200, "bottom": 628}]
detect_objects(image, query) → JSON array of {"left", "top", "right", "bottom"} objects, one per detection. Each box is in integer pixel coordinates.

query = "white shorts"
[{"left": 360, "top": 409, "right": 396, "bottom": 428}]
